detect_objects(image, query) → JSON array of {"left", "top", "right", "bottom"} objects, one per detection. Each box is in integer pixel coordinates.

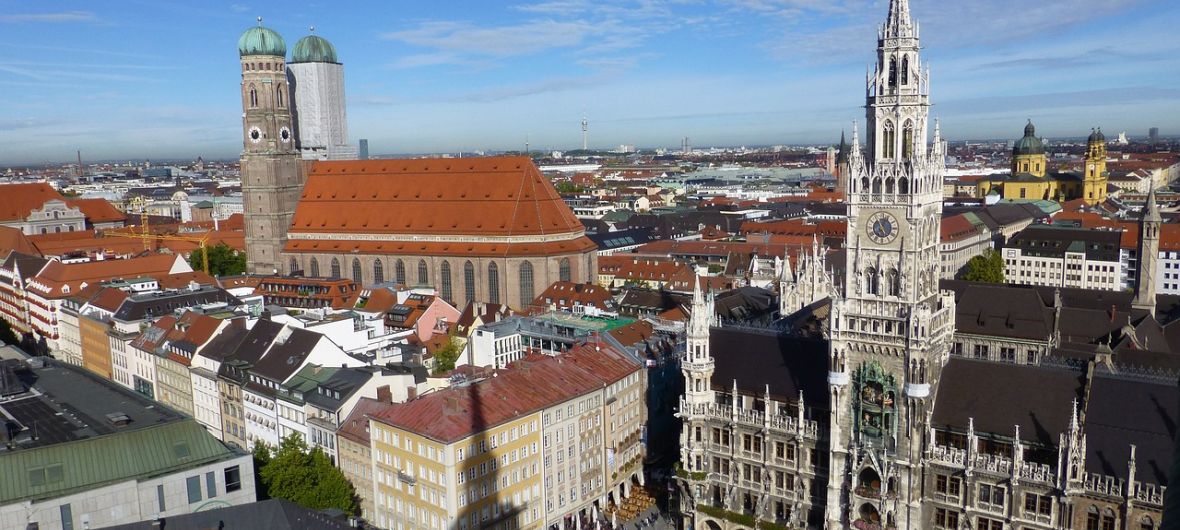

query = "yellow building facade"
[{"left": 977, "top": 122, "right": 1108, "bottom": 205}]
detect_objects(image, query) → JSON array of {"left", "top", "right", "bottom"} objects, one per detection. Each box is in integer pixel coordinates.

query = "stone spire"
[
  {"left": 884, "top": 0, "right": 914, "bottom": 39},
  {"left": 1133, "top": 186, "right": 1161, "bottom": 316}
]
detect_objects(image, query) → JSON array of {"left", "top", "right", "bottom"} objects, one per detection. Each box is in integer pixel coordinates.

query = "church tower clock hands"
[
  {"left": 238, "top": 18, "right": 305, "bottom": 275},
  {"left": 824, "top": 1, "right": 956, "bottom": 529}
]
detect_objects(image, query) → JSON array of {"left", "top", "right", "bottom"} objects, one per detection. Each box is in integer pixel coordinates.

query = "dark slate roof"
[
  {"left": 249, "top": 327, "right": 323, "bottom": 389},
  {"left": 303, "top": 366, "right": 374, "bottom": 411},
  {"left": 217, "top": 319, "right": 285, "bottom": 381},
  {"left": 101, "top": 498, "right": 356, "bottom": 530},
  {"left": 113, "top": 287, "right": 241, "bottom": 322},
  {"left": 618, "top": 289, "right": 689, "bottom": 314},
  {"left": 932, "top": 357, "right": 1084, "bottom": 447},
  {"left": 708, "top": 326, "right": 829, "bottom": 407},
  {"left": 1084, "top": 370, "right": 1178, "bottom": 486},
  {"left": 713, "top": 287, "right": 776, "bottom": 323},
  {"left": 198, "top": 323, "right": 251, "bottom": 363},
  {"left": 587, "top": 228, "right": 654, "bottom": 250},
  {"left": 1006, "top": 226, "right": 1122, "bottom": 262},
  {"left": 947, "top": 282, "right": 1055, "bottom": 341}
]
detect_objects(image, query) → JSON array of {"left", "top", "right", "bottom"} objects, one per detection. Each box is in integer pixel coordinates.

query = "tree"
[
  {"left": 962, "top": 249, "right": 1005, "bottom": 283},
  {"left": 432, "top": 334, "right": 462, "bottom": 374},
  {"left": 0, "top": 319, "right": 18, "bottom": 345},
  {"left": 255, "top": 434, "right": 357, "bottom": 514},
  {"left": 189, "top": 243, "right": 246, "bottom": 276}
]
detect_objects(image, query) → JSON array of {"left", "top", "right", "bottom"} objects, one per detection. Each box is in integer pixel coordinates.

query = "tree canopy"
[
  {"left": 253, "top": 435, "right": 358, "bottom": 514},
  {"left": 962, "top": 249, "right": 1005, "bottom": 284},
  {"left": 432, "top": 334, "right": 462, "bottom": 374},
  {"left": 189, "top": 243, "right": 247, "bottom": 276}
]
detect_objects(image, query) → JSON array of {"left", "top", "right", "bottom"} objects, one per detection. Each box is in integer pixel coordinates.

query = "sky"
[{"left": 0, "top": 0, "right": 1178, "bottom": 165}]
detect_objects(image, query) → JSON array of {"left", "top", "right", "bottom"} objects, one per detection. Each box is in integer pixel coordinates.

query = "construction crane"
[{"left": 103, "top": 197, "right": 213, "bottom": 274}]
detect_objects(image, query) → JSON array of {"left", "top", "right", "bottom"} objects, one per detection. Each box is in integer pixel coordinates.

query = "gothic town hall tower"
[{"left": 824, "top": 0, "right": 956, "bottom": 528}]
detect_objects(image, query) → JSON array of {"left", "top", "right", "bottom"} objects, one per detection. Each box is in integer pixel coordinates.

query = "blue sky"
[{"left": 1, "top": 0, "right": 1178, "bottom": 165}]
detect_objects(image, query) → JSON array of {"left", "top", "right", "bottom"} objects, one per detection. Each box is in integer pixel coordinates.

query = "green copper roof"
[
  {"left": 238, "top": 24, "right": 286, "bottom": 57},
  {"left": 291, "top": 33, "right": 338, "bottom": 63},
  {"left": 0, "top": 420, "right": 241, "bottom": 504},
  {"left": 1013, "top": 120, "right": 1045, "bottom": 156}
]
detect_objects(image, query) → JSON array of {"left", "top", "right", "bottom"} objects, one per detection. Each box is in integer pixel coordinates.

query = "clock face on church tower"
[{"left": 867, "top": 211, "right": 899, "bottom": 245}]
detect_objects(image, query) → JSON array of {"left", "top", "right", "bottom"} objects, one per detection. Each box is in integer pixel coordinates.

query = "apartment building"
[
  {"left": 1002, "top": 226, "right": 1123, "bottom": 291},
  {"left": 368, "top": 343, "right": 645, "bottom": 530}
]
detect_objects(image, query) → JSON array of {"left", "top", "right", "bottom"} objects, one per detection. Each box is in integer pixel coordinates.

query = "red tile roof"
[
  {"left": 28, "top": 254, "right": 186, "bottom": 298},
  {"left": 284, "top": 238, "right": 596, "bottom": 258},
  {"left": 66, "top": 198, "right": 126, "bottom": 224},
  {"left": 370, "top": 344, "right": 640, "bottom": 443},
  {"left": 940, "top": 214, "right": 984, "bottom": 243},
  {"left": 291, "top": 156, "right": 585, "bottom": 239},
  {"left": 0, "top": 226, "right": 38, "bottom": 256},
  {"left": 531, "top": 281, "right": 614, "bottom": 313},
  {"left": 598, "top": 256, "right": 689, "bottom": 282},
  {"left": 0, "top": 182, "right": 63, "bottom": 222}
]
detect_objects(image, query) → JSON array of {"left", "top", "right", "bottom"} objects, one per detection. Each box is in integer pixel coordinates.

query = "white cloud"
[{"left": 0, "top": 11, "right": 98, "bottom": 23}]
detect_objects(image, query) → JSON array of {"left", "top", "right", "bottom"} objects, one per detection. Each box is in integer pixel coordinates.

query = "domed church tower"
[
  {"left": 1083, "top": 128, "right": 1108, "bottom": 205},
  {"left": 238, "top": 19, "right": 304, "bottom": 274},
  {"left": 287, "top": 28, "right": 356, "bottom": 160},
  {"left": 1012, "top": 120, "right": 1047, "bottom": 177}
]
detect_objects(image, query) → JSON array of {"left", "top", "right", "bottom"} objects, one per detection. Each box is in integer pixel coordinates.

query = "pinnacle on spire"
[
  {"left": 781, "top": 248, "right": 793, "bottom": 283},
  {"left": 884, "top": 0, "right": 913, "bottom": 38},
  {"left": 1143, "top": 186, "right": 1162, "bottom": 223}
]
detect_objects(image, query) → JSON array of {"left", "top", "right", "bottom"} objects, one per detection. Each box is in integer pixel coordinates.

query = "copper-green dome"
[
  {"left": 238, "top": 23, "right": 286, "bottom": 57},
  {"left": 1013, "top": 120, "right": 1045, "bottom": 156},
  {"left": 291, "top": 33, "right": 338, "bottom": 63}
]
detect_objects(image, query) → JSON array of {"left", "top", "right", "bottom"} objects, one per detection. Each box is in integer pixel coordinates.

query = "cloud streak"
[{"left": 0, "top": 11, "right": 99, "bottom": 23}]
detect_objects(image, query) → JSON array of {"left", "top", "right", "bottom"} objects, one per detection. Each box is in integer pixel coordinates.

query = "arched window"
[
  {"left": 248, "top": 85, "right": 258, "bottom": 108},
  {"left": 901, "top": 56, "right": 909, "bottom": 86},
  {"left": 519, "top": 261, "right": 535, "bottom": 307},
  {"left": 310, "top": 258, "right": 320, "bottom": 277},
  {"left": 885, "top": 177, "right": 895, "bottom": 194},
  {"left": 872, "top": 178, "right": 882, "bottom": 195},
  {"left": 276, "top": 84, "right": 285, "bottom": 108},
  {"left": 902, "top": 120, "right": 914, "bottom": 159},
  {"left": 289, "top": 257, "right": 298, "bottom": 275},
  {"left": 395, "top": 260, "right": 406, "bottom": 285},
  {"left": 1140, "top": 516, "right": 1154, "bottom": 530},
  {"left": 866, "top": 267, "right": 879, "bottom": 295},
  {"left": 1086, "top": 506, "right": 1099, "bottom": 530},
  {"left": 861, "top": 177, "right": 870, "bottom": 193},
  {"left": 559, "top": 258, "right": 571, "bottom": 283},
  {"left": 1101, "top": 509, "right": 1117, "bottom": 530},
  {"left": 887, "top": 269, "right": 899, "bottom": 296},
  {"left": 440, "top": 261, "right": 453, "bottom": 301},
  {"left": 373, "top": 259, "right": 384, "bottom": 284},
  {"left": 882, "top": 120, "right": 896, "bottom": 159},
  {"left": 352, "top": 258, "right": 362, "bottom": 283},
  {"left": 330, "top": 258, "right": 341, "bottom": 278},
  {"left": 487, "top": 262, "right": 501, "bottom": 304},
  {"left": 417, "top": 259, "right": 429, "bottom": 286},
  {"left": 464, "top": 261, "right": 476, "bottom": 305},
  {"left": 888, "top": 57, "right": 898, "bottom": 90}
]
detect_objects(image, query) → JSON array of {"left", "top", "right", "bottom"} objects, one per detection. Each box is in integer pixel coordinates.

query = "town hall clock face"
[{"left": 867, "top": 211, "right": 899, "bottom": 245}]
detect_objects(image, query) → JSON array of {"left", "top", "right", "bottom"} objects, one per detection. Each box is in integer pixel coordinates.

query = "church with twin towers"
[{"left": 678, "top": 1, "right": 1173, "bottom": 530}]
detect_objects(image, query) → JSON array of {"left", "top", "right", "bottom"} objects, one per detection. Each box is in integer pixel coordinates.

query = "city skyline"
[{"left": 0, "top": 0, "right": 1178, "bottom": 165}]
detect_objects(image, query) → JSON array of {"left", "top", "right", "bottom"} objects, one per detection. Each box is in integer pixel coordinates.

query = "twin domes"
[{"left": 238, "top": 20, "right": 338, "bottom": 63}]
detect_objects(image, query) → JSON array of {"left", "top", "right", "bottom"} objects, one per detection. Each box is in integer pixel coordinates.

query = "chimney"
[
  {"left": 1109, "top": 304, "right": 1116, "bottom": 323},
  {"left": 376, "top": 385, "right": 392, "bottom": 403},
  {"left": 407, "top": 386, "right": 418, "bottom": 400},
  {"left": 444, "top": 395, "right": 460, "bottom": 413}
]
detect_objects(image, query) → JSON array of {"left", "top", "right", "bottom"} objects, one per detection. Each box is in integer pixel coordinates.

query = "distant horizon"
[{"left": 1, "top": 0, "right": 1178, "bottom": 166}]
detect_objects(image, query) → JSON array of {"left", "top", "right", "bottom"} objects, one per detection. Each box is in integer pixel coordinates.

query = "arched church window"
[
  {"left": 1140, "top": 516, "right": 1154, "bottom": 530},
  {"left": 373, "top": 259, "right": 384, "bottom": 284},
  {"left": 248, "top": 85, "right": 258, "bottom": 108},
  {"left": 289, "top": 257, "right": 298, "bottom": 275},
  {"left": 888, "top": 57, "right": 898, "bottom": 90},
  {"left": 866, "top": 267, "right": 879, "bottom": 295},
  {"left": 1101, "top": 509, "right": 1117, "bottom": 530},
  {"left": 559, "top": 258, "right": 571, "bottom": 283},
  {"left": 440, "top": 261, "right": 453, "bottom": 301},
  {"left": 330, "top": 258, "right": 341, "bottom": 278},
  {"left": 882, "top": 121, "right": 896, "bottom": 159},
  {"left": 885, "top": 177, "right": 895, "bottom": 194},
  {"left": 395, "top": 260, "right": 406, "bottom": 285},
  {"left": 887, "top": 269, "right": 899, "bottom": 296},
  {"left": 519, "top": 261, "right": 535, "bottom": 307},
  {"left": 861, "top": 177, "right": 870, "bottom": 193},
  {"left": 898, "top": 177, "right": 909, "bottom": 194},
  {"left": 464, "top": 261, "right": 476, "bottom": 305},
  {"left": 352, "top": 258, "right": 362, "bottom": 283},
  {"left": 276, "top": 84, "right": 285, "bottom": 108},
  {"left": 872, "top": 178, "right": 882, "bottom": 195},
  {"left": 901, "top": 56, "right": 909, "bottom": 86},
  {"left": 309, "top": 258, "right": 320, "bottom": 277},
  {"left": 417, "top": 259, "right": 429, "bottom": 286},
  {"left": 487, "top": 262, "right": 501, "bottom": 304},
  {"left": 902, "top": 121, "right": 914, "bottom": 159}
]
